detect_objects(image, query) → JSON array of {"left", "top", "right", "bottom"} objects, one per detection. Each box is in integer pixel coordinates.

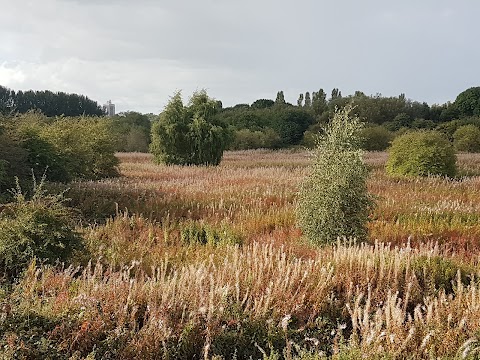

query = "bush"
[
  {"left": 360, "top": 125, "right": 394, "bottom": 151},
  {"left": 386, "top": 130, "right": 456, "bottom": 177},
  {"left": 296, "top": 106, "right": 374, "bottom": 245},
  {"left": 0, "top": 128, "right": 30, "bottom": 195},
  {"left": 0, "top": 178, "right": 83, "bottom": 281},
  {"left": 453, "top": 124, "right": 480, "bottom": 152},
  {"left": 229, "top": 128, "right": 282, "bottom": 150},
  {"left": 151, "top": 90, "right": 230, "bottom": 165},
  {"left": 41, "top": 117, "right": 119, "bottom": 180}
]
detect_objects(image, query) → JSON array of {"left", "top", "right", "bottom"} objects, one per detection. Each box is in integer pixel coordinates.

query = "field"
[{"left": 3, "top": 150, "right": 480, "bottom": 359}]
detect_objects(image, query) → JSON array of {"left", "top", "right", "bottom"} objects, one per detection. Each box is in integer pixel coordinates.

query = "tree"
[
  {"left": 251, "top": 99, "right": 274, "bottom": 109},
  {"left": 386, "top": 131, "right": 456, "bottom": 177},
  {"left": 275, "top": 91, "right": 286, "bottom": 105},
  {"left": 330, "top": 88, "right": 342, "bottom": 100},
  {"left": 296, "top": 105, "right": 373, "bottom": 245},
  {"left": 453, "top": 125, "right": 480, "bottom": 152},
  {"left": 455, "top": 87, "right": 480, "bottom": 117},
  {"left": 297, "top": 93, "right": 304, "bottom": 107},
  {"left": 360, "top": 125, "right": 394, "bottom": 151},
  {"left": 312, "top": 89, "right": 327, "bottom": 116},
  {"left": 304, "top": 92, "right": 311, "bottom": 107},
  {"left": 150, "top": 90, "right": 230, "bottom": 166}
]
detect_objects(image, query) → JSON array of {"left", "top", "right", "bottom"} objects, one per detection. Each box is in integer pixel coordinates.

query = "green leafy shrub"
[
  {"left": 386, "top": 130, "right": 456, "bottom": 177},
  {"left": 0, "top": 123, "right": 30, "bottom": 195},
  {"left": 229, "top": 128, "right": 282, "bottom": 150},
  {"left": 0, "top": 178, "right": 83, "bottom": 281},
  {"left": 360, "top": 125, "right": 394, "bottom": 151},
  {"left": 150, "top": 90, "right": 230, "bottom": 165},
  {"left": 453, "top": 124, "right": 480, "bottom": 152},
  {"left": 41, "top": 117, "right": 119, "bottom": 180},
  {"left": 296, "top": 106, "right": 374, "bottom": 245}
]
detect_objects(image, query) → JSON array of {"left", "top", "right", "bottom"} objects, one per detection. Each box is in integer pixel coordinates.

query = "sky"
[{"left": 0, "top": 0, "right": 479, "bottom": 114}]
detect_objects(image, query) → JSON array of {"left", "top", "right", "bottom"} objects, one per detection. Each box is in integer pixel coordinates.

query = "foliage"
[
  {"left": 386, "top": 130, "right": 456, "bottom": 177},
  {"left": 110, "top": 111, "right": 152, "bottom": 152},
  {"left": 0, "top": 178, "right": 82, "bottom": 281},
  {"left": 0, "top": 122, "right": 29, "bottom": 195},
  {"left": 436, "top": 117, "right": 480, "bottom": 140},
  {"left": 31, "top": 115, "right": 118, "bottom": 181},
  {"left": 0, "top": 85, "right": 103, "bottom": 116},
  {"left": 229, "top": 128, "right": 282, "bottom": 150},
  {"left": 453, "top": 124, "right": 480, "bottom": 152},
  {"left": 360, "top": 125, "right": 394, "bottom": 151},
  {"left": 455, "top": 86, "right": 480, "bottom": 117},
  {"left": 297, "top": 106, "right": 373, "bottom": 244},
  {"left": 151, "top": 90, "right": 230, "bottom": 165},
  {"left": 0, "top": 113, "right": 119, "bottom": 187}
]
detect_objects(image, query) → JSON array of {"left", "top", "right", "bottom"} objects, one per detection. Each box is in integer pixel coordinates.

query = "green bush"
[
  {"left": 296, "top": 106, "right": 374, "bottom": 245},
  {"left": 360, "top": 125, "right": 394, "bottom": 151},
  {"left": 453, "top": 124, "right": 480, "bottom": 152},
  {"left": 386, "top": 130, "right": 456, "bottom": 177},
  {"left": 151, "top": 90, "right": 230, "bottom": 165},
  {"left": 0, "top": 178, "right": 83, "bottom": 281},
  {"left": 0, "top": 122, "right": 30, "bottom": 195},
  {"left": 41, "top": 118, "right": 119, "bottom": 180},
  {"left": 229, "top": 128, "right": 282, "bottom": 150}
]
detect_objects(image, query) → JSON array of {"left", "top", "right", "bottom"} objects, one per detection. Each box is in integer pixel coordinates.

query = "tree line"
[{"left": 0, "top": 85, "right": 103, "bottom": 116}]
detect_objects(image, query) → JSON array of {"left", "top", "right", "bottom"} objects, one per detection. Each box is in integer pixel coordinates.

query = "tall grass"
[{"left": 3, "top": 150, "right": 480, "bottom": 358}]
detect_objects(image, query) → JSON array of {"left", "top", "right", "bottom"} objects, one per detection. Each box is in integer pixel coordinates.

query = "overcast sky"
[{"left": 0, "top": 0, "right": 478, "bottom": 113}]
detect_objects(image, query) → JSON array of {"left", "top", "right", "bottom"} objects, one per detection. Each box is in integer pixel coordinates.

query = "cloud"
[{"left": 0, "top": 0, "right": 479, "bottom": 112}]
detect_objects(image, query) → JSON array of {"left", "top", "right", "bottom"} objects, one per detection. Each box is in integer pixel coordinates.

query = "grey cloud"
[{"left": 0, "top": 0, "right": 479, "bottom": 112}]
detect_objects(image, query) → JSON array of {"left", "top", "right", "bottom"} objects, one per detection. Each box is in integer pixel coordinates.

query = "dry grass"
[{"left": 3, "top": 150, "right": 480, "bottom": 359}]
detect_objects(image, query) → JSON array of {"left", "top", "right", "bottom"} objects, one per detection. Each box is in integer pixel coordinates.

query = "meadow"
[{"left": 2, "top": 150, "right": 480, "bottom": 359}]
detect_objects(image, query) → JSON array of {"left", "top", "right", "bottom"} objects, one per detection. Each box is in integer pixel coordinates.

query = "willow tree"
[{"left": 150, "top": 90, "right": 230, "bottom": 166}]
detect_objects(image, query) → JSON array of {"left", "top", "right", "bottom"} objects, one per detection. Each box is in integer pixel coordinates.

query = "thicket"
[
  {"left": 110, "top": 111, "right": 153, "bottom": 152},
  {"left": 297, "top": 106, "right": 373, "bottom": 245},
  {"left": 0, "top": 178, "right": 82, "bottom": 282},
  {"left": 360, "top": 124, "right": 394, "bottom": 151},
  {"left": 386, "top": 130, "right": 457, "bottom": 177},
  {"left": 453, "top": 124, "right": 480, "bottom": 152},
  {"left": 150, "top": 90, "right": 231, "bottom": 165},
  {"left": 0, "top": 112, "right": 119, "bottom": 193}
]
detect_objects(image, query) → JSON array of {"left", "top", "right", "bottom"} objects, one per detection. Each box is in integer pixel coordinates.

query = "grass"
[{"left": 3, "top": 149, "right": 480, "bottom": 359}]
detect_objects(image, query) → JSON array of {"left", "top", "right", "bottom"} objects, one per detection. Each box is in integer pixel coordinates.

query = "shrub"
[
  {"left": 453, "top": 124, "right": 480, "bottom": 152},
  {"left": 151, "top": 90, "right": 230, "bottom": 165},
  {"left": 360, "top": 125, "right": 394, "bottom": 151},
  {"left": 0, "top": 178, "right": 83, "bottom": 281},
  {"left": 42, "top": 117, "right": 119, "bottom": 180},
  {"left": 386, "top": 130, "right": 456, "bottom": 177},
  {"left": 229, "top": 128, "right": 282, "bottom": 150},
  {"left": 296, "top": 106, "right": 374, "bottom": 245},
  {"left": 0, "top": 138, "right": 29, "bottom": 196}
]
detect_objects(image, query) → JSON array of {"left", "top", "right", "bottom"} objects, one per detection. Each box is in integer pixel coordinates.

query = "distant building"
[{"left": 103, "top": 100, "right": 115, "bottom": 117}]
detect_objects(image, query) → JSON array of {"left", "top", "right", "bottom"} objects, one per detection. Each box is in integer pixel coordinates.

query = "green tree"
[
  {"left": 386, "top": 131, "right": 456, "bottom": 177},
  {"left": 360, "top": 125, "right": 394, "bottom": 151},
  {"left": 312, "top": 89, "right": 327, "bottom": 116},
  {"left": 297, "top": 105, "right": 373, "bottom": 245},
  {"left": 251, "top": 99, "right": 274, "bottom": 109},
  {"left": 453, "top": 125, "right": 480, "bottom": 152},
  {"left": 297, "top": 93, "right": 304, "bottom": 107},
  {"left": 275, "top": 91, "right": 286, "bottom": 105},
  {"left": 455, "top": 87, "right": 480, "bottom": 117},
  {"left": 304, "top": 92, "right": 311, "bottom": 107},
  {"left": 150, "top": 90, "right": 230, "bottom": 166}
]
